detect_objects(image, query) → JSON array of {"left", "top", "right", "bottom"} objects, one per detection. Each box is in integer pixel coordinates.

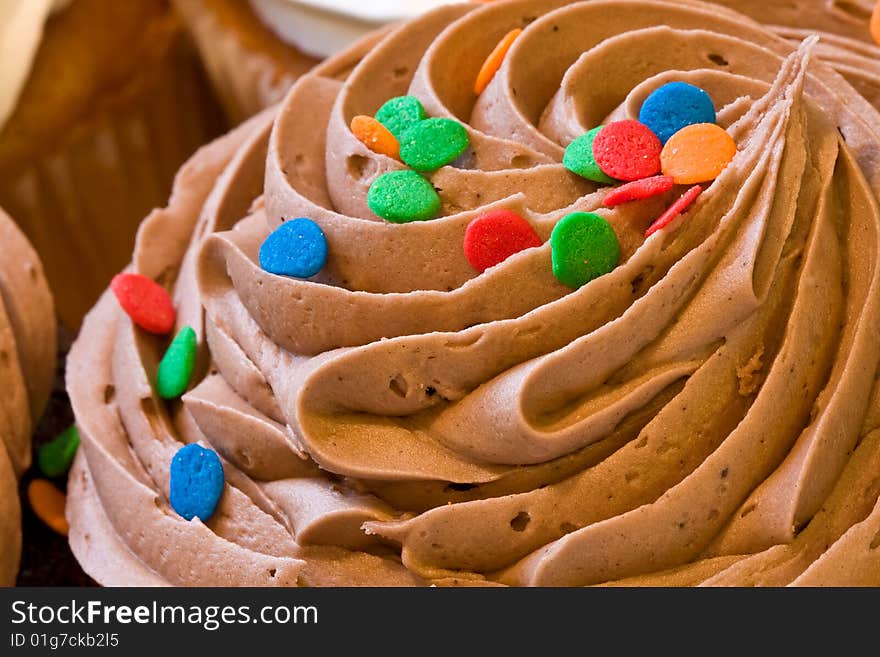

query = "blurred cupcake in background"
[
  {"left": 0, "top": 207, "right": 55, "bottom": 585},
  {"left": 0, "top": 0, "right": 224, "bottom": 330},
  {"left": 173, "top": 0, "right": 466, "bottom": 123}
]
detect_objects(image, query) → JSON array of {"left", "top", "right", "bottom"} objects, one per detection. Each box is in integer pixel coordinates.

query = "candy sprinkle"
[
  {"left": 592, "top": 120, "right": 662, "bottom": 182},
  {"left": 399, "top": 118, "right": 470, "bottom": 171},
  {"left": 28, "top": 479, "right": 69, "bottom": 536},
  {"left": 550, "top": 212, "right": 620, "bottom": 288},
  {"left": 351, "top": 115, "right": 400, "bottom": 160},
  {"left": 645, "top": 185, "right": 703, "bottom": 238},
  {"left": 661, "top": 123, "right": 736, "bottom": 184},
  {"left": 564, "top": 127, "right": 617, "bottom": 184},
  {"left": 259, "top": 218, "right": 328, "bottom": 279},
  {"left": 38, "top": 425, "right": 80, "bottom": 478},
  {"left": 368, "top": 170, "right": 442, "bottom": 223},
  {"left": 639, "top": 82, "right": 716, "bottom": 144},
  {"left": 603, "top": 175, "right": 674, "bottom": 207},
  {"left": 110, "top": 273, "right": 175, "bottom": 335},
  {"left": 375, "top": 96, "right": 428, "bottom": 138},
  {"left": 463, "top": 209, "right": 543, "bottom": 272},
  {"left": 170, "top": 444, "right": 225, "bottom": 522},
  {"left": 474, "top": 28, "right": 522, "bottom": 95},
  {"left": 157, "top": 326, "right": 197, "bottom": 399}
]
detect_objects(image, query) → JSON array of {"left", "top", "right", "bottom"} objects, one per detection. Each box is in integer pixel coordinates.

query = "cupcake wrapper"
[
  {"left": 0, "top": 38, "right": 223, "bottom": 329},
  {"left": 174, "top": 0, "right": 318, "bottom": 123}
]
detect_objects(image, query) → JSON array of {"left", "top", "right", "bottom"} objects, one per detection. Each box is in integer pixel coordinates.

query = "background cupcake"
[
  {"left": 0, "top": 0, "right": 225, "bottom": 330},
  {"left": 173, "top": 0, "right": 465, "bottom": 123},
  {"left": 0, "top": 207, "right": 55, "bottom": 585}
]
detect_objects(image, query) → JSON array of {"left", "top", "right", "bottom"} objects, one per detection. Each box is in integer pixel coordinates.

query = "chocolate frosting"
[
  {"left": 0, "top": 207, "right": 55, "bottom": 585},
  {"left": 67, "top": 0, "right": 880, "bottom": 586}
]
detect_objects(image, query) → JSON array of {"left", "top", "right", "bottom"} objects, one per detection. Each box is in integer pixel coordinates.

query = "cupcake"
[
  {"left": 0, "top": 0, "right": 224, "bottom": 330},
  {"left": 67, "top": 0, "right": 880, "bottom": 586},
  {"left": 0, "top": 207, "right": 55, "bottom": 585},
  {"left": 172, "top": 0, "right": 463, "bottom": 123}
]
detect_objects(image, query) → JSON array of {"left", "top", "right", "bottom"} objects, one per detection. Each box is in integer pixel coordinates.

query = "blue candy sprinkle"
[
  {"left": 639, "top": 82, "right": 716, "bottom": 144},
  {"left": 259, "top": 218, "right": 328, "bottom": 278},
  {"left": 170, "top": 444, "right": 225, "bottom": 522}
]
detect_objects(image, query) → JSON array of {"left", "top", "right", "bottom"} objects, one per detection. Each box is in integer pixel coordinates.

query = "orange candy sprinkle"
[
  {"left": 474, "top": 28, "right": 522, "bottom": 95},
  {"left": 351, "top": 115, "right": 400, "bottom": 160},
  {"left": 872, "top": 2, "right": 880, "bottom": 46},
  {"left": 28, "top": 479, "right": 69, "bottom": 536},
  {"left": 661, "top": 123, "right": 736, "bottom": 185}
]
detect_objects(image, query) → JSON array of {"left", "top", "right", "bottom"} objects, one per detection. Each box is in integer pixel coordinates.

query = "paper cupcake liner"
[
  {"left": 0, "top": 38, "right": 223, "bottom": 329},
  {"left": 173, "top": 0, "right": 320, "bottom": 123}
]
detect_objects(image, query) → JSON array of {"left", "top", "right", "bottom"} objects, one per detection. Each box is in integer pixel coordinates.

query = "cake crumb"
[{"left": 737, "top": 345, "right": 765, "bottom": 396}]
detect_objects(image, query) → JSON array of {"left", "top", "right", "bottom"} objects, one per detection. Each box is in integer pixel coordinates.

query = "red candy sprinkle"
[
  {"left": 603, "top": 175, "right": 674, "bottom": 207},
  {"left": 110, "top": 273, "right": 176, "bottom": 335},
  {"left": 645, "top": 185, "right": 703, "bottom": 238},
  {"left": 592, "top": 120, "right": 662, "bottom": 182},
  {"left": 463, "top": 209, "right": 543, "bottom": 272}
]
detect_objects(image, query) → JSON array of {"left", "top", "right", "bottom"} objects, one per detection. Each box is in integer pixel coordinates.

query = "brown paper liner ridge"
[{"left": 0, "top": 37, "right": 225, "bottom": 329}]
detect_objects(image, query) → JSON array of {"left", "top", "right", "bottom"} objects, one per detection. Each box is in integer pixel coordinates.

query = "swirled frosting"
[
  {"left": 67, "top": 0, "right": 880, "bottom": 586},
  {"left": 0, "top": 207, "right": 56, "bottom": 585}
]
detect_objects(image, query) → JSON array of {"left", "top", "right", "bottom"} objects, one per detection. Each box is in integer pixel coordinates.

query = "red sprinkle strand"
[
  {"left": 603, "top": 175, "right": 675, "bottom": 207},
  {"left": 592, "top": 120, "right": 662, "bottom": 182},
  {"left": 645, "top": 185, "right": 703, "bottom": 238},
  {"left": 463, "top": 209, "right": 543, "bottom": 272},
  {"left": 110, "top": 273, "right": 176, "bottom": 335}
]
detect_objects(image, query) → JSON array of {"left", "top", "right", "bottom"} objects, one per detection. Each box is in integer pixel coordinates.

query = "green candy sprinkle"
[
  {"left": 550, "top": 212, "right": 620, "bottom": 288},
  {"left": 375, "top": 96, "right": 428, "bottom": 138},
  {"left": 368, "top": 170, "right": 442, "bottom": 223},
  {"left": 38, "top": 425, "right": 80, "bottom": 478},
  {"left": 563, "top": 127, "right": 616, "bottom": 184},
  {"left": 399, "top": 118, "right": 470, "bottom": 171},
  {"left": 157, "top": 326, "right": 197, "bottom": 399}
]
